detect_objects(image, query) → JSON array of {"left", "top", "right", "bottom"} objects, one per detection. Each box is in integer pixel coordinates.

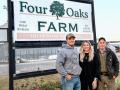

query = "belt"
[
  {"left": 101, "top": 72, "right": 108, "bottom": 76},
  {"left": 68, "top": 73, "right": 74, "bottom": 75},
  {"left": 67, "top": 73, "right": 79, "bottom": 77}
]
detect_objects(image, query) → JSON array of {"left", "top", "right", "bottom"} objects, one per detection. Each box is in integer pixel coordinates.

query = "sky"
[
  {"left": 0, "top": 0, "right": 120, "bottom": 41},
  {"left": 94, "top": 0, "right": 120, "bottom": 41},
  {"left": 0, "top": 0, "right": 7, "bottom": 27}
]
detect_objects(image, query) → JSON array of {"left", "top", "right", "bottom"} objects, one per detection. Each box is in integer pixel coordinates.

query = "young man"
[
  {"left": 97, "top": 37, "right": 119, "bottom": 90},
  {"left": 56, "top": 33, "right": 82, "bottom": 90}
]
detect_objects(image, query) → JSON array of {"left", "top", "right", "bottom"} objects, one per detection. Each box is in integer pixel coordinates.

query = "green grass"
[{"left": 116, "top": 74, "right": 120, "bottom": 90}]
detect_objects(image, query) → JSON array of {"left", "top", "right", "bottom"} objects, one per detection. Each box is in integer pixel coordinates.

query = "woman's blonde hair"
[{"left": 80, "top": 41, "right": 94, "bottom": 62}]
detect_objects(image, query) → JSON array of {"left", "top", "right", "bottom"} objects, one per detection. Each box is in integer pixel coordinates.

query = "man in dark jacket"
[{"left": 97, "top": 37, "right": 119, "bottom": 90}]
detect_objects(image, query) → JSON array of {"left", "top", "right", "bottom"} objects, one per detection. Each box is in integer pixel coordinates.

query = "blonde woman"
[{"left": 79, "top": 41, "right": 100, "bottom": 90}]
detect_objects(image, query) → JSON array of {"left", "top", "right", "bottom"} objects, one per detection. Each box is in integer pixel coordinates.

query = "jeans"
[{"left": 61, "top": 76, "right": 81, "bottom": 90}]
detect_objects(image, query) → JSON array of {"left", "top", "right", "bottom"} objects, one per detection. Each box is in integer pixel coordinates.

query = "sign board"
[{"left": 13, "top": 0, "right": 93, "bottom": 42}]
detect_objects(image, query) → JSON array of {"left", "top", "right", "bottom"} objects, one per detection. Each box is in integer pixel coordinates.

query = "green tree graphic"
[{"left": 50, "top": 1, "right": 65, "bottom": 19}]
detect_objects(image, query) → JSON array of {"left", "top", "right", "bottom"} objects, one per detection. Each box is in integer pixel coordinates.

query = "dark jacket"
[
  {"left": 97, "top": 48, "right": 119, "bottom": 79},
  {"left": 79, "top": 53, "right": 100, "bottom": 90}
]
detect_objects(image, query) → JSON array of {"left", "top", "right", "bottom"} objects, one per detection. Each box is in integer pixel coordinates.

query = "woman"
[{"left": 79, "top": 41, "right": 100, "bottom": 90}]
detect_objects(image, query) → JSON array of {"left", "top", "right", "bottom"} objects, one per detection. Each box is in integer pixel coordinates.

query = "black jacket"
[
  {"left": 97, "top": 48, "right": 119, "bottom": 79},
  {"left": 79, "top": 53, "right": 100, "bottom": 90}
]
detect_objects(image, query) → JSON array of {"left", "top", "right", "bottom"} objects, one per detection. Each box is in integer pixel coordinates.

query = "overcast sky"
[
  {"left": 94, "top": 0, "right": 120, "bottom": 41},
  {"left": 0, "top": 0, "right": 7, "bottom": 27}
]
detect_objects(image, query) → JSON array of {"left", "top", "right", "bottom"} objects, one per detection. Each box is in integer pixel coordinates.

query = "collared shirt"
[{"left": 99, "top": 50, "right": 107, "bottom": 73}]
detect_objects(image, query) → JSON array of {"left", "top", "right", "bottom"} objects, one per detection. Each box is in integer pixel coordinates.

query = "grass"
[
  {"left": 0, "top": 73, "right": 120, "bottom": 90},
  {"left": 116, "top": 75, "right": 120, "bottom": 90},
  {"left": 0, "top": 74, "right": 61, "bottom": 90},
  {"left": 0, "top": 75, "right": 9, "bottom": 90},
  {"left": 14, "top": 74, "right": 61, "bottom": 90}
]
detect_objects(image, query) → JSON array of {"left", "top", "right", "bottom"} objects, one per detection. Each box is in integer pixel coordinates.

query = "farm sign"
[{"left": 13, "top": 0, "right": 93, "bottom": 41}]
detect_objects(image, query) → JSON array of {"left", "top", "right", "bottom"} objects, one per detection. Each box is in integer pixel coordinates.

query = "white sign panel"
[{"left": 13, "top": 0, "right": 93, "bottom": 41}]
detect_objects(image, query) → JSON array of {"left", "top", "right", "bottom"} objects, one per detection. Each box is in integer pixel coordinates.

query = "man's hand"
[{"left": 65, "top": 74, "right": 72, "bottom": 80}]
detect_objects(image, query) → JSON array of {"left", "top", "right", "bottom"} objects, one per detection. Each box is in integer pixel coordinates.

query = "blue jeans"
[{"left": 61, "top": 76, "right": 81, "bottom": 90}]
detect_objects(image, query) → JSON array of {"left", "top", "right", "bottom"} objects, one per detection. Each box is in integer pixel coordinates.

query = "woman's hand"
[
  {"left": 92, "top": 79, "right": 97, "bottom": 89},
  {"left": 113, "top": 76, "right": 116, "bottom": 79}
]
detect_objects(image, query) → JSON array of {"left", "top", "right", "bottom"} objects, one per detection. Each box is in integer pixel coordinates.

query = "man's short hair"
[
  {"left": 98, "top": 37, "right": 106, "bottom": 42},
  {"left": 66, "top": 33, "right": 75, "bottom": 39}
]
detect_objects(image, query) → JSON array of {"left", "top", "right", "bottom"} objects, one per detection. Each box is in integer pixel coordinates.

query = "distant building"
[
  {"left": 107, "top": 43, "right": 116, "bottom": 53},
  {"left": 0, "top": 22, "right": 8, "bottom": 28},
  {"left": 107, "top": 42, "right": 120, "bottom": 53}
]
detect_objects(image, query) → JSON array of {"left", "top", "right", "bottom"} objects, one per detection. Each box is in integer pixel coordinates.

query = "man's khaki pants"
[{"left": 97, "top": 75, "right": 117, "bottom": 90}]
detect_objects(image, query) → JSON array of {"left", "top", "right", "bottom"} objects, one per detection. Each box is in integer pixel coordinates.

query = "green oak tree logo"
[{"left": 50, "top": 1, "right": 65, "bottom": 20}]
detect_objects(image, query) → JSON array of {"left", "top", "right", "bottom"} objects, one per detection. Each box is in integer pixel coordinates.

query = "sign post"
[{"left": 7, "top": 0, "right": 15, "bottom": 90}]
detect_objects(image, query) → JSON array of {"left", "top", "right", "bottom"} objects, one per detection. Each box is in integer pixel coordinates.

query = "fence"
[
  {"left": 0, "top": 42, "right": 59, "bottom": 63},
  {"left": 0, "top": 42, "right": 8, "bottom": 63}
]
